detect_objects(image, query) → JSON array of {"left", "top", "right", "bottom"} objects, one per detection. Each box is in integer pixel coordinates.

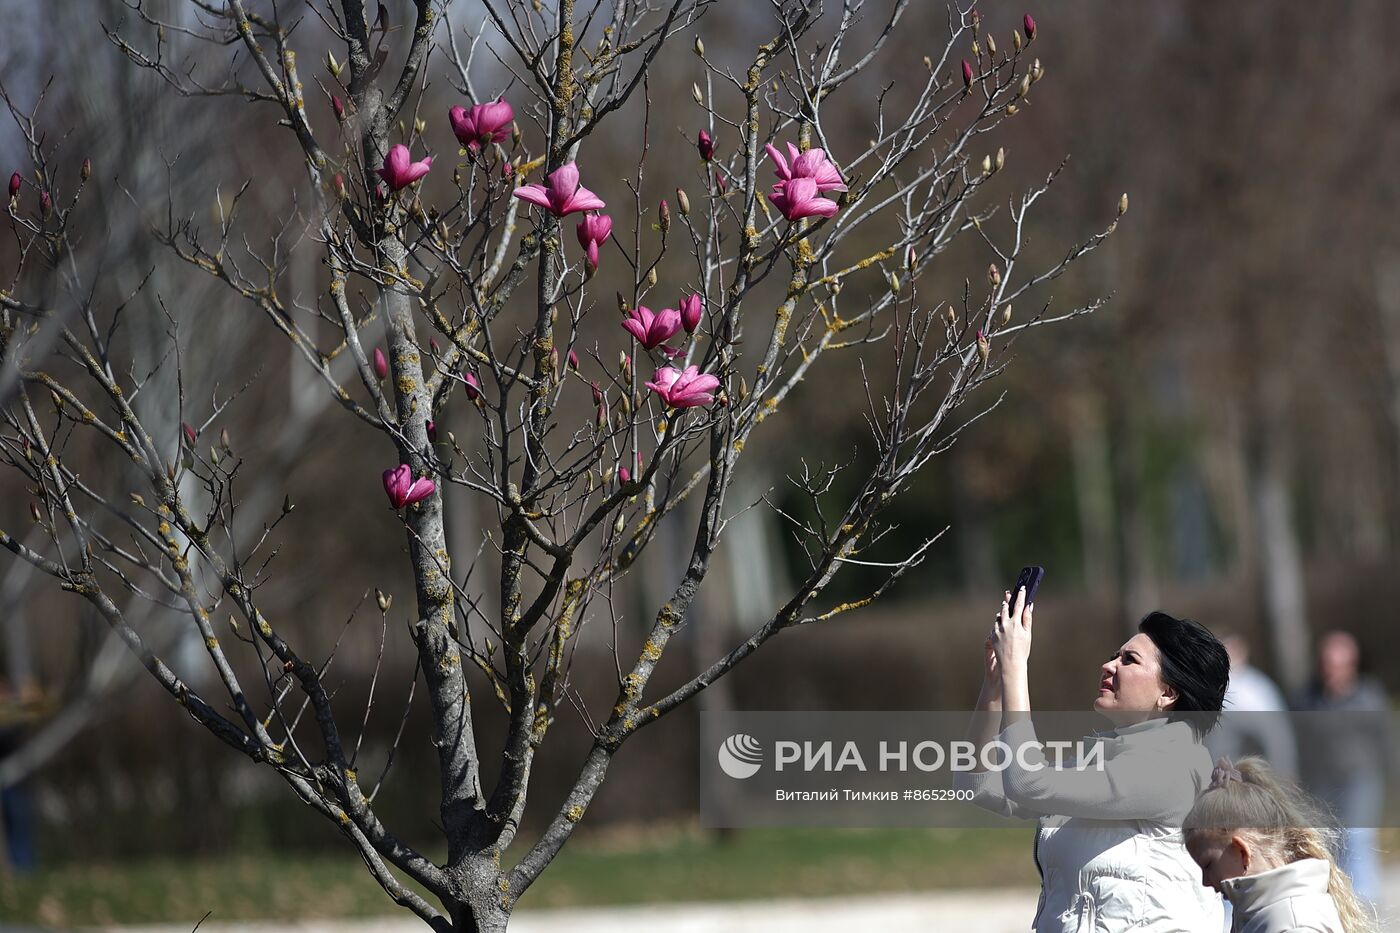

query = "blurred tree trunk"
[
  {"left": 1110, "top": 392, "right": 1158, "bottom": 631},
  {"left": 1375, "top": 259, "right": 1400, "bottom": 546},
  {"left": 1066, "top": 391, "right": 1115, "bottom": 591},
  {"left": 1244, "top": 369, "right": 1310, "bottom": 694},
  {"left": 951, "top": 446, "right": 997, "bottom": 596}
]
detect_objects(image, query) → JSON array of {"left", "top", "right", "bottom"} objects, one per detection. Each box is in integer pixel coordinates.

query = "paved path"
[{"left": 75, "top": 869, "right": 1400, "bottom": 933}]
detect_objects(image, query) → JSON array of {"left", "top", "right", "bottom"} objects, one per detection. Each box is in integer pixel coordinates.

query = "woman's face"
[{"left": 1093, "top": 632, "right": 1177, "bottom": 720}]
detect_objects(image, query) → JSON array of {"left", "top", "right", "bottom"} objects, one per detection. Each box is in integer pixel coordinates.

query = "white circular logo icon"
[{"left": 717, "top": 733, "right": 763, "bottom": 779}]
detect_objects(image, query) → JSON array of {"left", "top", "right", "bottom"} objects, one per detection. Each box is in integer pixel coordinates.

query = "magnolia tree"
[{"left": 1, "top": 0, "right": 1119, "bottom": 928}]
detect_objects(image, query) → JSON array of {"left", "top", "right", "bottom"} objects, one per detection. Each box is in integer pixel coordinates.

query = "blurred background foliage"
[{"left": 2, "top": 0, "right": 1400, "bottom": 918}]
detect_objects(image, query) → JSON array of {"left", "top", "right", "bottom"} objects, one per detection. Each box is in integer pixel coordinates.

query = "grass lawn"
[{"left": 0, "top": 824, "right": 1037, "bottom": 927}]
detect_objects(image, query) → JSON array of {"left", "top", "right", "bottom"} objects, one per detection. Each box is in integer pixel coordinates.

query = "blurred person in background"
[
  {"left": 1206, "top": 632, "right": 1298, "bottom": 779},
  {"left": 1291, "top": 631, "right": 1391, "bottom": 908}
]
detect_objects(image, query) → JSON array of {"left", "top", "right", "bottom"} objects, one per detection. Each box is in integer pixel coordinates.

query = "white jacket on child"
[{"left": 1219, "top": 858, "right": 1344, "bottom": 933}]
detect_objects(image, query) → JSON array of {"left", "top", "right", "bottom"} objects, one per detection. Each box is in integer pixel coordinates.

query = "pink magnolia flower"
[
  {"left": 7, "top": 172, "right": 18, "bottom": 200},
  {"left": 568, "top": 349, "right": 580, "bottom": 371},
  {"left": 618, "top": 466, "right": 631, "bottom": 485},
  {"left": 765, "top": 142, "right": 846, "bottom": 192},
  {"left": 449, "top": 98, "right": 514, "bottom": 151},
  {"left": 512, "top": 162, "right": 605, "bottom": 217},
  {"left": 769, "top": 177, "right": 839, "bottom": 222},
  {"left": 646, "top": 365, "right": 721, "bottom": 409},
  {"left": 575, "top": 212, "right": 612, "bottom": 271},
  {"left": 373, "top": 347, "right": 389, "bottom": 381},
  {"left": 182, "top": 422, "right": 197, "bottom": 446},
  {"left": 962, "top": 59, "right": 974, "bottom": 88},
  {"left": 463, "top": 372, "right": 481, "bottom": 400},
  {"left": 698, "top": 129, "right": 714, "bottom": 162},
  {"left": 679, "top": 293, "right": 703, "bottom": 334},
  {"left": 332, "top": 95, "right": 346, "bottom": 122},
  {"left": 426, "top": 420, "right": 438, "bottom": 442},
  {"left": 377, "top": 144, "right": 433, "bottom": 191},
  {"left": 621, "top": 305, "right": 682, "bottom": 349},
  {"left": 1023, "top": 13, "right": 1037, "bottom": 41},
  {"left": 382, "top": 464, "right": 436, "bottom": 509}
]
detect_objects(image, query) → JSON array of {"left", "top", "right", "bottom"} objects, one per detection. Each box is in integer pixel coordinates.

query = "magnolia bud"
[
  {"left": 376, "top": 588, "right": 392, "bottom": 613},
  {"left": 130, "top": 492, "right": 145, "bottom": 507},
  {"left": 923, "top": 55, "right": 933, "bottom": 71},
  {"left": 182, "top": 422, "right": 198, "bottom": 446},
  {"left": 981, "top": 155, "right": 992, "bottom": 176},
  {"left": 988, "top": 263, "right": 1001, "bottom": 287},
  {"left": 547, "top": 346, "right": 559, "bottom": 376},
  {"left": 676, "top": 187, "right": 690, "bottom": 216},
  {"left": 210, "top": 446, "right": 220, "bottom": 466},
  {"left": 221, "top": 427, "right": 231, "bottom": 450},
  {"left": 1013, "top": 31, "right": 1023, "bottom": 52},
  {"left": 905, "top": 244, "right": 917, "bottom": 271},
  {"left": 646, "top": 267, "right": 658, "bottom": 287},
  {"left": 1031, "top": 59, "right": 1044, "bottom": 82},
  {"left": 659, "top": 199, "right": 671, "bottom": 234},
  {"left": 1018, "top": 74, "right": 1031, "bottom": 98},
  {"left": 283, "top": 494, "right": 294, "bottom": 514},
  {"left": 971, "top": 40, "right": 980, "bottom": 57},
  {"left": 332, "top": 95, "right": 346, "bottom": 122},
  {"left": 944, "top": 304, "right": 957, "bottom": 325},
  {"left": 327, "top": 50, "right": 341, "bottom": 76},
  {"left": 228, "top": 614, "right": 241, "bottom": 634},
  {"left": 591, "top": 380, "right": 603, "bottom": 405},
  {"left": 692, "top": 83, "right": 704, "bottom": 105},
  {"left": 995, "top": 147, "right": 1005, "bottom": 171},
  {"left": 986, "top": 35, "right": 997, "bottom": 56},
  {"left": 414, "top": 118, "right": 426, "bottom": 136},
  {"left": 887, "top": 271, "right": 900, "bottom": 292},
  {"left": 619, "top": 351, "right": 632, "bottom": 384},
  {"left": 81, "top": 158, "right": 92, "bottom": 182},
  {"left": 961, "top": 59, "right": 974, "bottom": 89},
  {"left": 1023, "top": 14, "right": 1037, "bottom": 42},
  {"left": 617, "top": 292, "right": 631, "bottom": 315},
  {"left": 334, "top": 173, "right": 348, "bottom": 199},
  {"left": 614, "top": 512, "right": 627, "bottom": 535},
  {"left": 40, "top": 191, "right": 51, "bottom": 215},
  {"left": 618, "top": 467, "right": 631, "bottom": 485},
  {"left": 1007, "top": 104, "right": 1020, "bottom": 116},
  {"left": 568, "top": 349, "right": 580, "bottom": 371},
  {"left": 29, "top": 502, "right": 41, "bottom": 524},
  {"left": 976, "top": 329, "right": 990, "bottom": 365},
  {"left": 999, "top": 303, "right": 1012, "bottom": 327},
  {"left": 694, "top": 36, "right": 705, "bottom": 56},
  {"left": 1118, "top": 193, "right": 1129, "bottom": 216}
]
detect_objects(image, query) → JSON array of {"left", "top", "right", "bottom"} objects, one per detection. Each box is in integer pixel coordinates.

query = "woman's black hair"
[{"left": 1138, "top": 611, "right": 1230, "bottom": 737}]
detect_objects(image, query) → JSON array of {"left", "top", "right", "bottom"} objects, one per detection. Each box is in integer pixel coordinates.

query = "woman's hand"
[
  {"left": 977, "top": 628, "right": 1003, "bottom": 709},
  {"left": 991, "top": 586, "right": 1034, "bottom": 674}
]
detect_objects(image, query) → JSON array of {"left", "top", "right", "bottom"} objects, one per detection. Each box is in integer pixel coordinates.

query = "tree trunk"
[
  {"left": 1110, "top": 395, "right": 1159, "bottom": 631},
  {"left": 1244, "top": 370, "right": 1311, "bottom": 695}
]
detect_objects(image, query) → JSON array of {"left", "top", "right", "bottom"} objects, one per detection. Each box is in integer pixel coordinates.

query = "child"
[{"left": 1183, "top": 756, "right": 1376, "bottom": 933}]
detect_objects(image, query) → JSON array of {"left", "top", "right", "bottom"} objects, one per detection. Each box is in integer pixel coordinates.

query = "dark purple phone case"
[{"left": 1010, "top": 565, "right": 1045, "bottom": 607}]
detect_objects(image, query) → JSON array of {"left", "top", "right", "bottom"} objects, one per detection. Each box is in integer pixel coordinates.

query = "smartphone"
[{"left": 1007, "top": 565, "right": 1045, "bottom": 610}]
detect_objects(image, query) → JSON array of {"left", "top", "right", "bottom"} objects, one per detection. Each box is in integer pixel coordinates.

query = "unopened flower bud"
[
  {"left": 228, "top": 614, "right": 241, "bottom": 634},
  {"left": 999, "top": 303, "right": 1012, "bottom": 327},
  {"left": 619, "top": 351, "right": 632, "bottom": 385},
  {"left": 961, "top": 59, "right": 974, "bottom": 89},
  {"left": 1023, "top": 13, "right": 1037, "bottom": 42},
  {"left": 512, "top": 124, "right": 522, "bottom": 146},
  {"left": 694, "top": 36, "right": 705, "bottom": 56},
  {"left": 692, "top": 83, "right": 704, "bottom": 105},
  {"left": 944, "top": 304, "right": 957, "bottom": 325},
  {"left": 617, "top": 292, "right": 631, "bottom": 315},
  {"left": 646, "top": 267, "right": 658, "bottom": 287},
  {"left": 283, "top": 494, "right": 294, "bottom": 514},
  {"left": 981, "top": 155, "right": 992, "bottom": 176},
  {"left": 333, "top": 173, "right": 348, "bottom": 199},
  {"left": 976, "top": 329, "right": 990, "bottom": 364},
  {"left": 220, "top": 427, "right": 231, "bottom": 450},
  {"left": 591, "top": 380, "right": 603, "bottom": 405},
  {"left": 1118, "top": 192, "right": 1129, "bottom": 216},
  {"left": 995, "top": 147, "right": 1005, "bottom": 171},
  {"left": 40, "top": 191, "right": 51, "bottom": 215},
  {"left": 81, "top": 158, "right": 92, "bottom": 182},
  {"left": 1031, "top": 59, "right": 1044, "bottom": 82},
  {"left": 986, "top": 35, "right": 997, "bottom": 56},
  {"left": 676, "top": 187, "right": 690, "bottom": 216},
  {"left": 375, "top": 588, "right": 392, "bottom": 613},
  {"left": 1013, "top": 31, "right": 1023, "bottom": 52},
  {"left": 182, "top": 422, "right": 197, "bottom": 446},
  {"left": 8, "top": 172, "right": 19, "bottom": 200},
  {"left": 659, "top": 199, "right": 671, "bottom": 234},
  {"left": 332, "top": 95, "right": 346, "bottom": 122},
  {"left": 1018, "top": 74, "right": 1031, "bottom": 98},
  {"left": 618, "top": 467, "right": 631, "bottom": 485},
  {"left": 988, "top": 263, "right": 1001, "bottom": 287},
  {"left": 614, "top": 512, "right": 627, "bottom": 535},
  {"left": 327, "top": 50, "right": 341, "bottom": 76},
  {"left": 414, "top": 117, "right": 426, "bottom": 136}
]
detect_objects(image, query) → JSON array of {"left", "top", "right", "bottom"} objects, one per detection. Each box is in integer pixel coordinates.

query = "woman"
[{"left": 959, "top": 588, "right": 1230, "bottom": 932}]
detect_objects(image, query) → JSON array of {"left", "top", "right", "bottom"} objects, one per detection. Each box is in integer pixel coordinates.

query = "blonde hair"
[{"left": 1183, "top": 757, "right": 1376, "bottom": 933}]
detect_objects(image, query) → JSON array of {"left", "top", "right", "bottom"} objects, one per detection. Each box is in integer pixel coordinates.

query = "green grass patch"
[{"left": 0, "top": 825, "right": 1036, "bottom": 926}]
